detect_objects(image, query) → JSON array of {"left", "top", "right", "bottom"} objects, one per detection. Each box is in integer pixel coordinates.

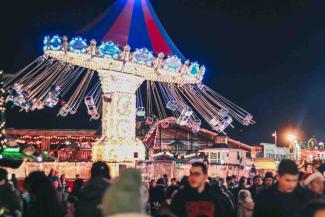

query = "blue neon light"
[
  {"left": 43, "top": 36, "right": 50, "bottom": 51},
  {"left": 200, "top": 65, "right": 206, "bottom": 79},
  {"left": 69, "top": 36, "right": 88, "bottom": 53},
  {"left": 40, "top": 34, "right": 207, "bottom": 79},
  {"left": 164, "top": 55, "right": 182, "bottom": 71},
  {"left": 133, "top": 48, "right": 153, "bottom": 65},
  {"left": 188, "top": 62, "right": 200, "bottom": 76},
  {"left": 50, "top": 35, "right": 62, "bottom": 51},
  {"left": 98, "top": 41, "right": 120, "bottom": 58}
]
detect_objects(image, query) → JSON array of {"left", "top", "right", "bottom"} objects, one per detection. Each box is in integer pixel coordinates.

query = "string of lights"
[
  {"left": 0, "top": 70, "right": 6, "bottom": 155},
  {"left": 19, "top": 135, "right": 96, "bottom": 140}
]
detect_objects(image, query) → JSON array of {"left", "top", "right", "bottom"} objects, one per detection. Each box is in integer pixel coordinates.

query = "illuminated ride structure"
[{"left": 4, "top": 0, "right": 254, "bottom": 162}]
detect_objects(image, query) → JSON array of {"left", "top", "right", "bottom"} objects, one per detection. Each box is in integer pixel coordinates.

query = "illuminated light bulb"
[{"left": 287, "top": 134, "right": 297, "bottom": 142}]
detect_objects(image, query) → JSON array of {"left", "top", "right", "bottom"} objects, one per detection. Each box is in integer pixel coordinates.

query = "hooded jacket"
[
  {"left": 101, "top": 169, "right": 149, "bottom": 217},
  {"left": 171, "top": 183, "right": 232, "bottom": 217},
  {"left": 75, "top": 177, "right": 110, "bottom": 217},
  {"left": 210, "top": 186, "right": 236, "bottom": 217},
  {"left": 252, "top": 184, "right": 312, "bottom": 217},
  {"left": 237, "top": 189, "right": 254, "bottom": 217},
  {"left": 149, "top": 185, "right": 166, "bottom": 209}
]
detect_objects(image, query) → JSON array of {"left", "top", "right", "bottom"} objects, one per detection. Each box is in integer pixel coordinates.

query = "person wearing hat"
[
  {"left": 101, "top": 168, "right": 150, "bottom": 217},
  {"left": 304, "top": 172, "right": 325, "bottom": 197}
]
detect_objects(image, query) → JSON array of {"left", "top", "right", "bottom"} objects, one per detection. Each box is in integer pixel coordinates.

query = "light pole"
[
  {"left": 287, "top": 134, "right": 299, "bottom": 161},
  {"left": 272, "top": 131, "right": 277, "bottom": 146},
  {"left": 287, "top": 134, "right": 297, "bottom": 143}
]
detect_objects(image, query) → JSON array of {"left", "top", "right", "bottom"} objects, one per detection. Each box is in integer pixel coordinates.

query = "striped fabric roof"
[{"left": 82, "top": 0, "right": 184, "bottom": 58}]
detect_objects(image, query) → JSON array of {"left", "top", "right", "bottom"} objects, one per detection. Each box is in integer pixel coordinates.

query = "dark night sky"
[{"left": 1, "top": 0, "right": 325, "bottom": 145}]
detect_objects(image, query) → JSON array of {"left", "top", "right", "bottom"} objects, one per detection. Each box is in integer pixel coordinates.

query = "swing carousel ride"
[{"left": 4, "top": 0, "right": 254, "bottom": 162}]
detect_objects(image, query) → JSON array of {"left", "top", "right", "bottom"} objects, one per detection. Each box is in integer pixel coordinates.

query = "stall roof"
[
  {"left": 5, "top": 129, "right": 98, "bottom": 137},
  {"left": 253, "top": 158, "right": 276, "bottom": 170}
]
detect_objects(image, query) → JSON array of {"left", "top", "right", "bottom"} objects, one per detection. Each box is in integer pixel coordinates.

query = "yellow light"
[{"left": 287, "top": 134, "right": 297, "bottom": 142}]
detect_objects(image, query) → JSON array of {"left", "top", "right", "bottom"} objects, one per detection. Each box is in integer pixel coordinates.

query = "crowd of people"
[{"left": 0, "top": 159, "right": 325, "bottom": 217}]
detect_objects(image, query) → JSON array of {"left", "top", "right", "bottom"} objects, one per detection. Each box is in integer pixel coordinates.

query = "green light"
[
  {"left": 2, "top": 151, "right": 25, "bottom": 159},
  {"left": 3, "top": 147, "right": 20, "bottom": 152}
]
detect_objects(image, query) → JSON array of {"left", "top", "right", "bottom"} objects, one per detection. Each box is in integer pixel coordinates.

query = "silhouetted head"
[
  {"left": 0, "top": 168, "right": 8, "bottom": 185},
  {"left": 277, "top": 159, "right": 299, "bottom": 193},
  {"left": 91, "top": 161, "right": 111, "bottom": 180}
]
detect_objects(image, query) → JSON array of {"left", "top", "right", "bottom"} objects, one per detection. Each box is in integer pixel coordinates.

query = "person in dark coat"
[
  {"left": 226, "top": 176, "right": 235, "bottom": 191},
  {"left": 219, "top": 177, "right": 235, "bottom": 205},
  {"left": 210, "top": 179, "right": 236, "bottom": 217},
  {"left": 179, "top": 176, "right": 189, "bottom": 189},
  {"left": 75, "top": 161, "right": 111, "bottom": 217},
  {"left": 0, "top": 168, "right": 22, "bottom": 217},
  {"left": 303, "top": 172, "right": 325, "bottom": 199},
  {"left": 24, "top": 171, "right": 65, "bottom": 217},
  {"left": 149, "top": 179, "right": 156, "bottom": 190},
  {"left": 248, "top": 175, "right": 263, "bottom": 201},
  {"left": 253, "top": 159, "right": 313, "bottom": 217},
  {"left": 48, "top": 169, "right": 58, "bottom": 184},
  {"left": 10, "top": 173, "right": 19, "bottom": 191},
  {"left": 256, "top": 172, "right": 274, "bottom": 196},
  {"left": 232, "top": 176, "right": 247, "bottom": 202},
  {"left": 171, "top": 162, "right": 233, "bottom": 217},
  {"left": 149, "top": 178, "right": 167, "bottom": 215},
  {"left": 48, "top": 169, "right": 55, "bottom": 178},
  {"left": 163, "top": 174, "right": 169, "bottom": 187},
  {"left": 71, "top": 177, "right": 84, "bottom": 199},
  {"left": 262, "top": 172, "right": 274, "bottom": 190},
  {"left": 166, "top": 178, "right": 180, "bottom": 200},
  {"left": 301, "top": 199, "right": 325, "bottom": 217},
  {"left": 21, "top": 178, "right": 31, "bottom": 216},
  {"left": 59, "top": 174, "right": 67, "bottom": 189}
]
